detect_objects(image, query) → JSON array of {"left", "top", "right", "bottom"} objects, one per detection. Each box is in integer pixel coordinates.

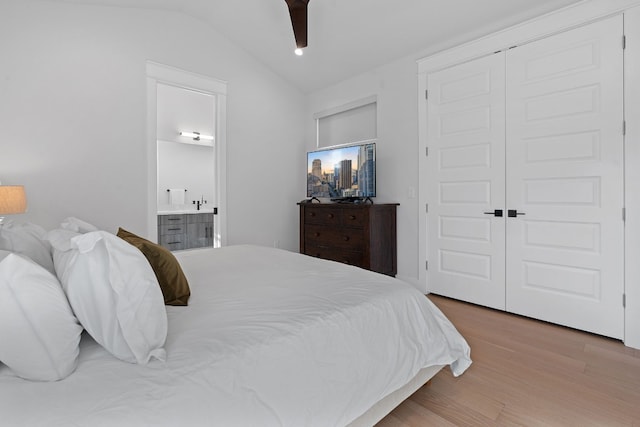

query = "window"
[{"left": 315, "top": 96, "right": 377, "bottom": 148}]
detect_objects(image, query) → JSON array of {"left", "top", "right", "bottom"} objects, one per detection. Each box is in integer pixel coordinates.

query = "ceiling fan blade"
[{"left": 285, "top": 0, "right": 309, "bottom": 48}]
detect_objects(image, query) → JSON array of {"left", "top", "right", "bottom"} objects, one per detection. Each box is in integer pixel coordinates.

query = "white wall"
[
  {"left": 0, "top": 0, "right": 306, "bottom": 251},
  {"left": 621, "top": 2, "right": 640, "bottom": 350},
  {"left": 156, "top": 83, "right": 215, "bottom": 146},
  {"left": 156, "top": 83, "right": 215, "bottom": 211},
  {"left": 307, "top": 57, "right": 422, "bottom": 287},
  {"left": 157, "top": 141, "right": 214, "bottom": 210}
]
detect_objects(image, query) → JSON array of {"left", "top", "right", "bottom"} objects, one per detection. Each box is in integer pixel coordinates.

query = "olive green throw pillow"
[{"left": 117, "top": 228, "right": 190, "bottom": 306}]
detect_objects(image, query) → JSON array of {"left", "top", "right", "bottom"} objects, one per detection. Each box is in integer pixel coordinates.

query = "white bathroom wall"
[
  {"left": 156, "top": 83, "right": 216, "bottom": 211},
  {"left": 156, "top": 83, "right": 215, "bottom": 146},
  {"left": 157, "top": 141, "right": 214, "bottom": 210},
  {"left": 0, "top": 0, "right": 306, "bottom": 250}
]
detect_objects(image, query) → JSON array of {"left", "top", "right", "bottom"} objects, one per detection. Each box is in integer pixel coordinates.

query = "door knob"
[
  {"left": 508, "top": 209, "right": 526, "bottom": 217},
  {"left": 483, "top": 209, "right": 503, "bottom": 217}
]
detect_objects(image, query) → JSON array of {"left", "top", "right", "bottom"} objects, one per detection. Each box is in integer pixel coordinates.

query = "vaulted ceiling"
[{"left": 50, "top": 0, "right": 583, "bottom": 92}]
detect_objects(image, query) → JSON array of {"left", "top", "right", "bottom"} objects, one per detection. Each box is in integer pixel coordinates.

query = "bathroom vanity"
[{"left": 157, "top": 210, "right": 214, "bottom": 250}]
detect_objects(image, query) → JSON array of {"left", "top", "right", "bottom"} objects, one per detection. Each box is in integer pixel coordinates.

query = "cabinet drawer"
[
  {"left": 158, "top": 234, "right": 186, "bottom": 250},
  {"left": 158, "top": 214, "right": 185, "bottom": 225},
  {"left": 304, "top": 207, "right": 342, "bottom": 226},
  {"left": 159, "top": 224, "right": 186, "bottom": 235},
  {"left": 304, "top": 225, "right": 364, "bottom": 250},
  {"left": 339, "top": 210, "right": 366, "bottom": 227},
  {"left": 187, "top": 213, "right": 214, "bottom": 224},
  {"left": 304, "top": 244, "right": 364, "bottom": 268},
  {"left": 303, "top": 207, "right": 367, "bottom": 227}
]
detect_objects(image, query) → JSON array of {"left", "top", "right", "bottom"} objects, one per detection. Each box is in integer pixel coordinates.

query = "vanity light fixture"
[
  {"left": 179, "top": 131, "right": 214, "bottom": 142},
  {"left": 0, "top": 185, "right": 27, "bottom": 224}
]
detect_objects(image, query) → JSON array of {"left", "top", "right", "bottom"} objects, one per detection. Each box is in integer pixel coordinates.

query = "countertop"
[{"left": 157, "top": 208, "right": 214, "bottom": 215}]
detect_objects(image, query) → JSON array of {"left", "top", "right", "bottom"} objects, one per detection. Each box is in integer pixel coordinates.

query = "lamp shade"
[{"left": 0, "top": 186, "right": 27, "bottom": 214}]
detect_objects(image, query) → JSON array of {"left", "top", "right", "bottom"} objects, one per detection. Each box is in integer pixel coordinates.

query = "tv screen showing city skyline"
[{"left": 306, "top": 142, "right": 376, "bottom": 199}]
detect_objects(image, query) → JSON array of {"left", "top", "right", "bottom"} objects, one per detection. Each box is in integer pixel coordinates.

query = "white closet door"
[
  {"left": 505, "top": 16, "right": 624, "bottom": 338},
  {"left": 426, "top": 53, "right": 506, "bottom": 310}
]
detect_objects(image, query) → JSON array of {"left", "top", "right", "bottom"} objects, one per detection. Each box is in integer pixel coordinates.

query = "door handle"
[
  {"left": 508, "top": 209, "right": 526, "bottom": 218},
  {"left": 483, "top": 209, "right": 503, "bottom": 217}
]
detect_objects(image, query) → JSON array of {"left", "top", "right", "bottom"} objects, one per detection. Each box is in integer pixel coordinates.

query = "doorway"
[{"left": 146, "top": 61, "right": 227, "bottom": 248}]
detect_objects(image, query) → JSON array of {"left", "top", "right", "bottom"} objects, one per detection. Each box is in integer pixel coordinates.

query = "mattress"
[{"left": 0, "top": 245, "right": 471, "bottom": 426}]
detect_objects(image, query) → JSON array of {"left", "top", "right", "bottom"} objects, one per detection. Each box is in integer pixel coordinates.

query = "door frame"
[
  {"left": 418, "top": 0, "right": 640, "bottom": 349},
  {"left": 145, "top": 61, "right": 228, "bottom": 247}
]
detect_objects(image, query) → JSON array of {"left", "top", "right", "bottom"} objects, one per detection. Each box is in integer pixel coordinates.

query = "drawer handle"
[
  {"left": 168, "top": 218, "right": 181, "bottom": 221},
  {"left": 310, "top": 212, "right": 316, "bottom": 217},
  {"left": 349, "top": 215, "right": 356, "bottom": 220},
  {"left": 327, "top": 213, "right": 334, "bottom": 219},
  {"left": 168, "top": 228, "right": 181, "bottom": 231},
  {"left": 314, "top": 232, "right": 320, "bottom": 237},
  {"left": 343, "top": 236, "right": 350, "bottom": 241},
  {"left": 168, "top": 241, "right": 181, "bottom": 245}
]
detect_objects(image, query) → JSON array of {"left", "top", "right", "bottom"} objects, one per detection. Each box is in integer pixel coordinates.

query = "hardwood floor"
[{"left": 377, "top": 295, "right": 640, "bottom": 426}]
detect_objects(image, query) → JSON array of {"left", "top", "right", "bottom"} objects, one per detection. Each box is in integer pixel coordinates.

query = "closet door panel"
[
  {"left": 505, "top": 16, "right": 624, "bottom": 338},
  {"left": 426, "top": 53, "right": 506, "bottom": 310}
]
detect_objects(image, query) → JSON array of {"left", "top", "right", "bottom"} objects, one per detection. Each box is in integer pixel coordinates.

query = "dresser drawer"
[
  {"left": 158, "top": 234, "right": 186, "bottom": 250},
  {"left": 158, "top": 214, "right": 186, "bottom": 225},
  {"left": 303, "top": 207, "right": 342, "bottom": 226},
  {"left": 304, "top": 206, "right": 368, "bottom": 227},
  {"left": 304, "top": 225, "right": 364, "bottom": 250},
  {"left": 339, "top": 210, "right": 366, "bottom": 227},
  {"left": 159, "top": 224, "right": 186, "bottom": 235},
  {"left": 304, "top": 244, "right": 364, "bottom": 268}
]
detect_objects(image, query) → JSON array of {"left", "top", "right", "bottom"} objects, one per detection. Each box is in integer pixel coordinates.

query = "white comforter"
[{"left": 0, "top": 245, "right": 471, "bottom": 427}]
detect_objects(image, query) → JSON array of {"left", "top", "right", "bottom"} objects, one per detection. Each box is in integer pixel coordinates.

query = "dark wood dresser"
[{"left": 298, "top": 203, "right": 399, "bottom": 276}]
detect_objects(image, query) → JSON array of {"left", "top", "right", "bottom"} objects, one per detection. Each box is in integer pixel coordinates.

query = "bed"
[{"left": 0, "top": 230, "right": 471, "bottom": 426}]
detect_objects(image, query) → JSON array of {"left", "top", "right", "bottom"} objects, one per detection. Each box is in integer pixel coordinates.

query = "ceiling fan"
[{"left": 284, "top": 0, "right": 309, "bottom": 54}]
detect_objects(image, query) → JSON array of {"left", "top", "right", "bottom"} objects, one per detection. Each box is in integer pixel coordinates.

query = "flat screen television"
[{"left": 306, "top": 141, "right": 376, "bottom": 201}]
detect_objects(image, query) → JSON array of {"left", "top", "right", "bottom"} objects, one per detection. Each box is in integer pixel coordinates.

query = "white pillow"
[
  {"left": 46, "top": 228, "right": 81, "bottom": 252},
  {"left": 0, "top": 221, "right": 55, "bottom": 275},
  {"left": 60, "top": 217, "right": 99, "bottom": 234},
  {"left": 46, "top": 229, "right": 81, "bottom": 286},
  {"left": 0, "top": 253, "right": 82, "bottom": 381},
  {"left": 52, "top": 230, "right": 167, "bottom": 364}
]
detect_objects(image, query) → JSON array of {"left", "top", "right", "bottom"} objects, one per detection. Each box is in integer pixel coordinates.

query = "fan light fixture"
[{"left": 285, "top": 0, "right": 310, "bottom": 54}]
